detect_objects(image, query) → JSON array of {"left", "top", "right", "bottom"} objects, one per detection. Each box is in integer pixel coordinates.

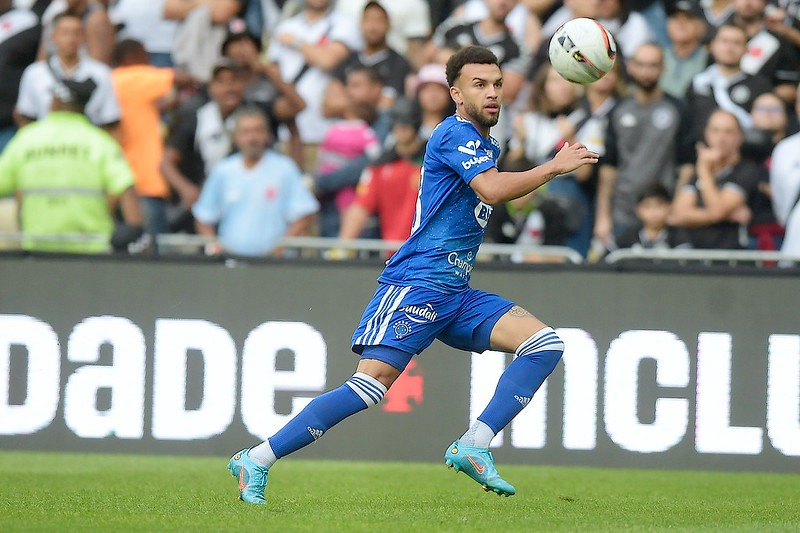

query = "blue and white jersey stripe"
[{"left": 354, "top": 285, "right": 411, "bottom": 346}]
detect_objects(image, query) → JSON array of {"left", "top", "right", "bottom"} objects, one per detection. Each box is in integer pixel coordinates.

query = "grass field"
[{"left": 1, "top": 451, "right": 798, "bottom": 532}]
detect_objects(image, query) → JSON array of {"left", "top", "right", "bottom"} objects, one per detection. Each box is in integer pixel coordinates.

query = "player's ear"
[{"left": 450, "top": 86, "right": 462, "bottom": 106}]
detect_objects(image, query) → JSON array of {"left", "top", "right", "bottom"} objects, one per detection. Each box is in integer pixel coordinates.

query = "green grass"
[{"left": 1, "top": 451, "right": 798, "bottom": 532}]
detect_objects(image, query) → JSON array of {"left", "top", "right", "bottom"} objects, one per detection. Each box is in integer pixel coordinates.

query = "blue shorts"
[{"left": 352, "top": 283, "right": 515, "bottom": 358}]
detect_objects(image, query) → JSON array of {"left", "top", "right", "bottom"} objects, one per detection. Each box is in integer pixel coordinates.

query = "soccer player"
[{"left": 228, "top": 45, "right": 598, "bottom": 504}]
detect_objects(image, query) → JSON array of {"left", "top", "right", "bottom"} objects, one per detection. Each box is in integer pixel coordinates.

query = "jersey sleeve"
[{"left": 438, "top": 124, "right": 498, "bottom": 184}]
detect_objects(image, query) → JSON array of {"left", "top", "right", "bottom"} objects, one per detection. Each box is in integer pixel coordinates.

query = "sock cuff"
[
  {"left": 345, "top": 372, "right": 387, "bottom": 406},
  {"left": 516, "top": 327, "right": 564, "bottom": 357}
]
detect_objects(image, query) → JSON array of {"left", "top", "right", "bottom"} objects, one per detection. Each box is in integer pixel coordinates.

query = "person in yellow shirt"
[{"left": 0, "top": 76, "right": 142, "bottom": 253}]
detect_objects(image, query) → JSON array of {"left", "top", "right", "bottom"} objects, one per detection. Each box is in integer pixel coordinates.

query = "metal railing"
[{"left": 604, "top": 248, "right": 800, "bottom": 267}]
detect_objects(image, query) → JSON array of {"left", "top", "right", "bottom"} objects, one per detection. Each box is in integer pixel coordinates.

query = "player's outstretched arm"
[{"left": 470, "top": 142, "right": 598, "bottom": 205}]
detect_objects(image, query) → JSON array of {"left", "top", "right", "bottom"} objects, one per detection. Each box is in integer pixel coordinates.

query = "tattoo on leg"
[{"left": 508, "top": 306, "right": 533, "bottom": 318}]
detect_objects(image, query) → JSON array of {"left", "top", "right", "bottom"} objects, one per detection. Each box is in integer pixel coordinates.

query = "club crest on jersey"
[{"left": 474, "top": 201, "right": 493, "bottom": 228}]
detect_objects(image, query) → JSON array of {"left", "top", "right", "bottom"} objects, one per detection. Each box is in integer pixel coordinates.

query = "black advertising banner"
[{"left": 0, "top": 256, "right": 798, "bottom": 473}]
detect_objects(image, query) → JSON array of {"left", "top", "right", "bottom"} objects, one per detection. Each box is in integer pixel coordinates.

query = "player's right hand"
[{"left": 553, "top": 142, "right": 599, "bottom": 175}]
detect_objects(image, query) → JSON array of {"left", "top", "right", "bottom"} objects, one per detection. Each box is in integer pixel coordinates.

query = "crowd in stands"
[{"left": 1, "top": 0, "right": 800, "bottom": 262}]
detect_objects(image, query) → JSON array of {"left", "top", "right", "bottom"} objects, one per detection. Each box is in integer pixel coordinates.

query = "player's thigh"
[
  {"left": 489, "top": 305, "right": 549, "bottom": 353},
  {"left": 436, "top": 289, "right": 514, "bottom": 353}
]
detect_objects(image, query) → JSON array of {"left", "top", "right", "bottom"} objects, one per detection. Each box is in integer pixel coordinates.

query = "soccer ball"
[{"left": 548, "top": 18, "right": 617, "bottom": 84}]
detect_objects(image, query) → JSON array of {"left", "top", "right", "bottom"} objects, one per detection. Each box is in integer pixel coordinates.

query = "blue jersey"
[{"left": 378, "top": 114, "right": 501, "bottom": 293}]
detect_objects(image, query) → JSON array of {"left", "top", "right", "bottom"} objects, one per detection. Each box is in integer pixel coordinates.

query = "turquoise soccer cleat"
[
  {"left": 444, "top": 440, "right": 516, "bottom": 496},
  {"left": 228, "top": 448, "right": 269, "bottom": 505}
]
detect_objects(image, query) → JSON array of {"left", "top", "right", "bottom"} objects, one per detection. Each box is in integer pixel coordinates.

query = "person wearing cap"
[
  {"left": 661, "top": 0, "right": 709, "bottom": 99},
  {"left": 324, "top": 1, "right": 412, "bottom": 117},
  {"left": 160, "top": 58, "right": 247, "bottom": 232},
  {"left": 338, "top": 97, "right": 426, "bottom": 247},
  {"left": 0, "top": 75, "right": 143, "bottom": 254},
  {"left": 15, "top": 12, "right": 120, "bottom": 132},
  {"left": 415, "top": 63, "right": 455, "bottom": 139}
]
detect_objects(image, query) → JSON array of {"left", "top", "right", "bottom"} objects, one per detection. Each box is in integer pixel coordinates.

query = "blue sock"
[
  {"left": 477, "top": 327, "right": 564, "bottom": 435},
  {"left": 268, "top": 372, "right": 386, "bottom": 459}
]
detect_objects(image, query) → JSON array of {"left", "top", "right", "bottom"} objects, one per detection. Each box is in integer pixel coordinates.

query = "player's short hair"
[{"left": 445, "top": 45, "right": 499, "bottom": 87}]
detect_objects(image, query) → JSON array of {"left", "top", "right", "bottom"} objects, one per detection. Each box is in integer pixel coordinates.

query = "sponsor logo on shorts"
[{"left": 402, "top": 304, "right": 438, "bottom": 323}]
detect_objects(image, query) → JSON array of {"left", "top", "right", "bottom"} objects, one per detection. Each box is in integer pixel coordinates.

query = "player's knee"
[{"left": 517, "top": 327, "right": 564, "bottom": 374}]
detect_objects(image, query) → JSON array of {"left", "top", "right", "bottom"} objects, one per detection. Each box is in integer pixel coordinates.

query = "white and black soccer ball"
[{"left": 548, "top": 18, "right": 617, "bottom": 84}]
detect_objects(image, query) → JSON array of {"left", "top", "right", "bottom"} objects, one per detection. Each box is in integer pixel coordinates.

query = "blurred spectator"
[
  {"left": 334, "top": 0, "right": 431, "bottom": 68},
  {"left": 529, "top": 0, "right": 605, "bottom": 77},
  {"left": 743, "top": 91, "right": 786, "bottom": 249},
  {"left": 414, "top": 63, "right": 455, "bottom": 139},
  {"left": 192, "top": 107, "right": 318, "bottom": 256},
  {"left": 0, "top": 77, "right": 142, "bottom": 254},
  {"left": 326, "top": 1, "right": 412, "bottom": 115},
  {"left": 166, "top": 0, "right": 244, "bottom": 82},
  {"left": 221, "top": 18, "right": 306, "bottom": 167},
  {"left": 661, "top": 0, "right": 709, "bottom": 99},
  {"left": 595, "top": 42, "right": 693, "bottom": 247},
  {"left": 338, "top": 97, "right": 426, "bottom": 244},
  {"left": 455, "top": 0, "right": 545, "bottom": 51},
  {"left": 40, "top": 0, "right": 115, "bottom": 64},
  {"left": 267, "top": 0, "right": 362, "bottom": 170},
  {"left": 616, "top": 183, "right": 692, "bottom": 249},
  {"left": 701, "top": 0, "right": 735, "bottom": 29},
  {"left": 15, "top": 12, "right": 121, "bottom": 131},
  {"left": 161, "top": 59, "right": 246, "bottom": 231},
  {"left": 314, "top": 65, "right": 390, "bottom": 236},
  {"left": 111, "top": 39, "right": 186, "bottom": 242},
  {"left": 669, "top": 109, "right": 763, "bottom": 249},
  {"left": 315, "top": 101, "right": 381, "bottom": 236},
  {"left": 0, "top": 0, "right": 46, "bottom": 153},
  {"left": 428, "top": 0, "right": 530, "bottom": 107},
  {"left": 729, "top": 0, "right": 800, "bottom": 105},
  {"left": 542, "top": 0, "right": 655, "bottom": 59},
  {"left": 109, "top": 0, "right": 179, "bottom": 67},
  {"left": 763, "top": 0, "right": 800, "bottom": 50},
  {"left": 769, "top": 94, "right": 800, "bottom": 259},
  {"left": 685, "top": 22, "right": 772, "bottom": 144}
]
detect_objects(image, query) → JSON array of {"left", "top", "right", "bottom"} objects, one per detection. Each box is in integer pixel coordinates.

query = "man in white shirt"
[
  {"left": 267, "top": 0, "right": 362, "bottom": 169},
  {"left": 14, "top": 11, "right": 120, "bottom": 130}
]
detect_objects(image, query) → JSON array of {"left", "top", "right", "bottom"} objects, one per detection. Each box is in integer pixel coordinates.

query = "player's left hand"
[{"left": 552, "top": 142, "right": 599, "bottom": 175}]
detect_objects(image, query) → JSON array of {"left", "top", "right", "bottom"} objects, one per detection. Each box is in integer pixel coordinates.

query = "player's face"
[
  {"left": 453, "top": 63, "right": 503, "bottom": 130},
  {"left": 704, "top": 111, "right": 743, "bottom": 157},
  {"left": 233, "top": 115, "right": 270, "bottom": 159}
]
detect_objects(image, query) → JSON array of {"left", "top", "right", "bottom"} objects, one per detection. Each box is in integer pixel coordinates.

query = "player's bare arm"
[{"left": 470, "top": 142, "right": 599, "bottom": 205}]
